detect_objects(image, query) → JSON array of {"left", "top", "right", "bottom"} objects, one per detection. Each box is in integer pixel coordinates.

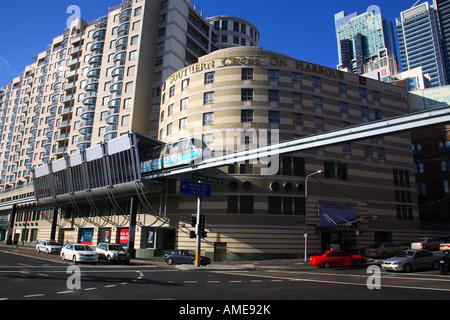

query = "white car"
[
  {"left": 60, "top": 243, "right": 98, "bottom": 264},
  {"left": 95, "top": 243, "right": 130, "bottom": 264},
  {"left": 411, "top": 238, "right": 440, "bottom": 251},
  {"left": 36, "top": 240, "right": 62, "bottom": 254}
]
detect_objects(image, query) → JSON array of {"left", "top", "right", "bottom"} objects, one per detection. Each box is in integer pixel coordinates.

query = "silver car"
[
  {"left": 36, "top": 240, "right": 62, "bottom": 254},
  {"left": 381, "top": 249, "right": 440, "bottom": 273}
]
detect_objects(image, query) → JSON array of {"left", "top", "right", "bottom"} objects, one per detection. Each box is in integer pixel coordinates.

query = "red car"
[{"left": 309, "top": 250, "right": 367, "bottom": 268}]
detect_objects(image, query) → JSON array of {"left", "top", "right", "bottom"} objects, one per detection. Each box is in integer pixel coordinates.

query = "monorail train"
[{"left": 140, "top": 138, "right": 212, "bottom": 173}]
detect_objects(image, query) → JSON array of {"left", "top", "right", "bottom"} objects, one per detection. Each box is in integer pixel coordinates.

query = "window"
[
  {"left": 268, "top": 70, "right": 279, "bottom": 81},
  {"left": 268, "top": 111, "right": 280, "bottom": 123},
  {"left": 374, "top": 109, "right": 382, "bottom": 120},
  {"left": 373, "top": 91, "right": 380, "bottom": 102},
  {"left": 338, "top": 83, "right": 347, "bottom": 94},
  {"left": 378, "top": 148, "right": 386, "bottom": 160},
  {"left": 241, "top": 89, "right": 254, "bottom": 101},
  {"left": 121, "top": 115, "right": 130, "bottom": 126},
  {"left": 412, "top": 144, "right": 422, "bottom": 155},
  {"left": 364, "top": 145, "right": 373, "bottom": 158},
  {"left": 203, "top": 112, "right": 214, "bottom": 125},
  {"left": 343, "top": 143, "right": 352, "bottom": 155},
  {"left": 312, "top": 77, "right": 322, "bottom": 89},
  {"left": 361, "top": 106, "right": 369, "bottom": 118},
  {"left": 130, "top": 35, "right": 139, "bottom": 45},
  {"left": 182, "top": 79, "right": 189, "bottom": 91},
  {"left": 204, "top": 72, "right": 215, "bottom": 84},
  {"left": 242, "top": 68, "right": 253, "bottom": 80},
  {"left": 359, "top": 88, "right": 367, "bottom": 99},
  {"left": 134, "top": 6, "right": 142, "bottom": 16},
  {"left": 337, "top": 102, "right": 348, "bottom": 114},
  {"left": 168, "top": 104, "right": 173, "bottom": 116},
  {"left": 314, "top": 117, "right": 324, "bottom": 129},
  {"left": 241, "top": 109, "right": 253, "bottom": 122},
  {"left": 123, "top": 98, "right": 131, "bottom": 109},
  {"left": 268, "top": 90, "right": 280, "bottom": 102},
  {"left": 169, "top": 85, "right": 175, "bottom": 97},
  {"left": 292, "top": 93, "right": 302, "bottom": 105},
  {"left": 180, "top": 98, "right": 188, "bottom": 111},
  {"left": 204, "top": 92, "right": 214, "bottom": 104},
  {"left": 293, "top": 113, "right": 303, "bottom": 126},
  {"left": 292, "top": 73, "right": 302, "bottom": 84},
  {"left": 313, "top": 96, "right": 323, "bottom": 108},
  {"left": 166, "top": 123, "right": 172, "bottom": 135}
]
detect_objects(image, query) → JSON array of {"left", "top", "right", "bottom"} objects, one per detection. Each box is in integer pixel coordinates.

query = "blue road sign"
[{"left": 180, "top": 180, "right": 212, "bottom": 198}]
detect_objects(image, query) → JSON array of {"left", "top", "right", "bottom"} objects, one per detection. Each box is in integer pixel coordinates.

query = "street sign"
[
  {"left": 191, "top": 173, "right": 223, "bottom": 185},
  {"left": 180, "top": 180, "right": 212, "bottom": 197}
]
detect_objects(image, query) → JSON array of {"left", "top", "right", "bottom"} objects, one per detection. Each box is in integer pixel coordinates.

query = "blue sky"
[{"left": 0, "top": 0, "right": 421, "bottom": 87}]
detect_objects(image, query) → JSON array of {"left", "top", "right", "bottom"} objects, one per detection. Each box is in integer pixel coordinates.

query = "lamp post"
[{"left": 304, "top": 170, "right": 323, "bottom": 262}]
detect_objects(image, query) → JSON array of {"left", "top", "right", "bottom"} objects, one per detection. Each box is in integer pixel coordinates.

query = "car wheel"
[
  {"left": 432, "top": 261, "right": 439, "bottom": 270},
  {"left": 381, "top": 252, "right": 388, "bottom": 259},
  {"left": 426, "top": 246, "right": 431, "bottom": 251},
  {"left": 403, "top": 263, "right": 412, "bottom": 273},
  {"left": 322, "top": 261, "right": 331, "bottom": 268},
  {"left": 355, "top": 259, "right": 363, "bottom": 267},
  {"left": 61, "top": 253, "right": 65, "bottom": 261},
  {"left": 107, "top": 256, "right": 113, "bottom": 264},
  {"left": 167, "top": 258, "right": 174, "bottom": 265},
  {"left": 72, "top": 255, "right": 77, "bottom": 264}
]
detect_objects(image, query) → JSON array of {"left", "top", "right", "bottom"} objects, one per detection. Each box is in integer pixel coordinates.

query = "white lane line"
[{"left": 24, "top": 294, "right": 45, "bottom": 298}]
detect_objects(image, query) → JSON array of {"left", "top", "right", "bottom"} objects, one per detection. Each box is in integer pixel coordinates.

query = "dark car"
[{"left": 164, "top": 250, "right": 211, "bottom": 266}]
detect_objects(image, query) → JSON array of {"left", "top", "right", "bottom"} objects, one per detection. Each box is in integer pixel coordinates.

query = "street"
[{"left": 0, "top": 245, "right": 449, "bottom": 306}]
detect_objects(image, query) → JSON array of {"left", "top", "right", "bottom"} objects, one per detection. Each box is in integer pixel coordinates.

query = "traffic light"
[
  {"left": 190, "top": 214, "right": 197, "bottom": 227},
  {"left": 199, "top": 214, "right": 206, "bottom": 231},
  {"left": 189, "top": 231, "right": 196, "bottom": 239},
  {"left": 201, "top": 231, "right": 208, "bottom": 239}
]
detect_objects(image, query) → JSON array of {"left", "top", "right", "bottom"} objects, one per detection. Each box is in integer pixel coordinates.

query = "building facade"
[
  {"left": 156, "top": 46, "right": 424, "bottom": 260},
  {"left": 396, "top": 2, "right": 446, "bottom": 88},
  {"left": 335, "top": 6, "right": 399, "bottom": 77},
  {"left": 0, "top": 0, "right": 259, "bottom": 192}
]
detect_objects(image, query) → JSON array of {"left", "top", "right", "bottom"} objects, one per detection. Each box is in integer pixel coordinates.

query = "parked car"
[
  {"left": 381, "top": 249, "right": 440, "bottom": 273},
  {"left": 36, "top": 240, "right": 62, "bottom": 254},
  {"left": 439, "top": 237, "right": 450, "bottom": 251},
  {"left": 364, "top": 242, "right": 409, "bottom": 259},
  {"left": 411, "top": 238, "right": 440, "bottom": 251},
  {"left": 96, "top": 243, "right": 130, "bottom": 264},
  {"left": 60, "top": 243, "right": 98, "bottom": 264},
  {"left": 164, "top": 250, "right": 211, "bottom": 266},
  {"left": 309, "top": 250, "right": 366, "bottom": 268}
]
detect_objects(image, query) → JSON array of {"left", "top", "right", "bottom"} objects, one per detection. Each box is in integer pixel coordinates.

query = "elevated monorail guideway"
[{"left": 143, "top": 106, "right": 450, "bottom": 180}]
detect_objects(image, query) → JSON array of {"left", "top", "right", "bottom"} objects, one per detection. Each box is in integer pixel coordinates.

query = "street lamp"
[{"left": 304, "top": 169, "right": 323, "bottom": 262}]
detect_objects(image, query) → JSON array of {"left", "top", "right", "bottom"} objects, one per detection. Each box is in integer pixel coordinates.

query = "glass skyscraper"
[
  {"left": 396, "top": 2, "right": 446, "bottom": 87},
  {"left": 335, "top": 6, "right": 398, "bottom": 76}
]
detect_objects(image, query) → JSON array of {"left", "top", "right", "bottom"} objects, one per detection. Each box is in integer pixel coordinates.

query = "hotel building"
[{"left": 0, "top": 1, "right": 444, "bottom": 260}]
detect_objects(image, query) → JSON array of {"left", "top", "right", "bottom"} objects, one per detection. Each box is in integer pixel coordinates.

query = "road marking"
[
  {"left": 24, "top": 294, "right": 45, "bottom": 298},
  {"left": 57, "top": 291, "right": 74, "bottom": 295},
  {"left": 219, "top": 271, "right": 450, "bottom": 293},
  {"left": 207, "top": 280, "right": 220, "bottom": 283},
  {"left": 83, "top": 287, "right": 98, "bottom": 291},
  {"left": 104, "top": 285, "right": 116, "bottom": 288}
]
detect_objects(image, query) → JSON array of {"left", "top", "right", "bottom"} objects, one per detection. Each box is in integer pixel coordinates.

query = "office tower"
[
  {"left": 434, "top": 0, "right": 450, "bottom": 85},
  {"left": 396, "top": 2, "right": 446, "bottom": 87},
  {"left": 0, "top": 0, "right": 259, "bottom": 191},
  {"left": 335, "top": 7, "right": 399, "bottom": 78}
]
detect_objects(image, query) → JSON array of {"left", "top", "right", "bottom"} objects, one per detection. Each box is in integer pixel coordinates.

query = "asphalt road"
[{"left": 0, "top": 245, "right": 449, "bottom": 307}]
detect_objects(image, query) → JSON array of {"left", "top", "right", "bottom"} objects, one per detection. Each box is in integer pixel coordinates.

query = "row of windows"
[
  {"left": 162, "top": 68, "right": 382, "bottom": 103},
  {"left": 412, "top": 140, "right": 450, "bottom": 155}
]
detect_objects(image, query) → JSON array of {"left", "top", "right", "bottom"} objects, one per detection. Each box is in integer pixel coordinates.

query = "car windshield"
[
  {"left": 416, "top": 238, "right": 427, "bottom": 243},
  {"left": 368, "top": 243, "right": 382, "bottom": 249},
  {"left": 108, "top": 245, "right": 125, "bottom": 251},
  {"left": 74, "top": 245, "right": 92, "bottom": 251},
  {"left": 395, "top": 250, "right": 415, "bottom": 258}
]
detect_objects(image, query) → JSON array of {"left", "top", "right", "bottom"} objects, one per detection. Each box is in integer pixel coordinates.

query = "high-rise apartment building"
[
  {"left": 434, "top": 0, "right": 450, "bottom": 85},
  {"left": 396, "top": 2, "right": 446, "bottom": 87},
  {"left": 0, "top": 0, "right": 259, "bottom": 191},
  {"left": 335, "top": 7, "right": 399, "bottom": 77}
]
